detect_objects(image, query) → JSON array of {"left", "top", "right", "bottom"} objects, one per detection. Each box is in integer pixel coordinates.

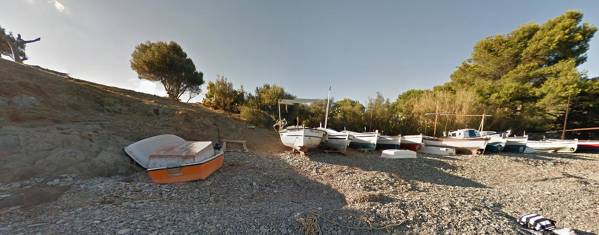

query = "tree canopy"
[
  {"left": 130, "top": 41, "right": 204, "bottom": 100},
  {"left": 249, "top": 84, "right": 294, "bottom": 117},
  {"left": 329, "top": 98, "right": 366, "bottom": 131},
  {"left": 203, "top": 75, "right": 245, "bottom": 112},
  {"left": 396, "top": 10, "right": 597, "bottom": 133}
]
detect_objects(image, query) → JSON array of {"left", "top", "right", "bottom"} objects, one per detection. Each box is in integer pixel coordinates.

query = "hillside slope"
[{"left": 0, "top": 59, "right": 283, "bottom": 182}]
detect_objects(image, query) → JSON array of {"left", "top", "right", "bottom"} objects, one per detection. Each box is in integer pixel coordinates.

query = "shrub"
[{"left": 240, "top": 105, "right": 274, "bottom": 127}]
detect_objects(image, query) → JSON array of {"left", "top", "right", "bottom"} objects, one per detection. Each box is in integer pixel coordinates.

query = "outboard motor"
[{"left": 213, "top": 142, "right": 222, "bottom": 151}]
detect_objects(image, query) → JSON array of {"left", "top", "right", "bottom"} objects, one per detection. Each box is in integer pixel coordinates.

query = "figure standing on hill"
[
  {"left": 13, "top": 34, "right": 40, "bottom": 63},
  {"left": 0, "top": 26, "right": 40, "bottom": 63}
]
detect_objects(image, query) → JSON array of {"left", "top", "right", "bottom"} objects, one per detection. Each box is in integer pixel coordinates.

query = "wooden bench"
[{"left": 222, "top": 139, "right": 249, "bottom": 152}]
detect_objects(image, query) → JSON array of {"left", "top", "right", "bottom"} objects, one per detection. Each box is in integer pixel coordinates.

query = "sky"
[{"left": 2, "top": 0, "right": 599, "bottom": 103}]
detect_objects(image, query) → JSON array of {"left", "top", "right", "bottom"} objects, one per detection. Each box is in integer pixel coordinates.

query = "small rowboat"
[{"left": 124, "top": 134, "right": 224, "bottom": 184}]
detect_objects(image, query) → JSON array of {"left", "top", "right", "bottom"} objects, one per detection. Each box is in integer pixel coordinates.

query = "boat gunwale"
[{"left": 147, "top": 151, "right": 225, "bottom": 171}]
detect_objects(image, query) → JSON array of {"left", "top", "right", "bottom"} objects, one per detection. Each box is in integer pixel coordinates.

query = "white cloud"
[
  {"left": 52, "top": 0, "right": 66, "bottom": 13},
  {"left": 135, "top": 79, "right": 168, "bottom": 97},
  {"left": 22, "top": 0, "right": 68, "bottom": 14}
]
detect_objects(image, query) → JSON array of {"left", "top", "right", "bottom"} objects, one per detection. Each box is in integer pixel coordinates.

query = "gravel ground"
[{"left": 1, "top": 151, "right": 598, "bottom": 234}]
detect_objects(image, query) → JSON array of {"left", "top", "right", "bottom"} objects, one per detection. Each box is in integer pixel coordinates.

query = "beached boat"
[
  {"left": 524, "top": 139, "right": 578, "bottom": 153},
  {"left": 420, "top": 146, "right": 456, "bottom": 156},
  {"left": 577, "top": 140, "right": 599, "bottom": 153},
  {"left": 318, "top": 127, "right": 352, "bottom": 153},
  {"left": 343, "top": 130, "right": 379, "bottom": 151},
  {"left": 124, "top": 134, "right": 224, "bottom": 184},
  {"left": 440, "top": 138, "right": 488, "bottom": 154},
  {"left": 279, "top": 126, "right": 326, "bottom": 152},
  {"left": 400, "top": 134, "right": 423, "bottom": 151},
  {"left": 377, "top": 135, "right": 402, "bottom": 150},
  {"left": 419, "top": 138, "right": 457, "bottom": 156},
  {"left": 441, "top": 129, "right": 489, "bottom": 154},
  {"left": 504, "top": 136, "right": 528, "bottom": 153},
  {"left": 275, "top": 98, "right": 327, "bottom": 153},
  {"left": 479, "top": 131, "right": 508, "bottom": 152}
]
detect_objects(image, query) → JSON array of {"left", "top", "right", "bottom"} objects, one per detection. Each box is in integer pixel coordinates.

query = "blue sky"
[{"left": 2, "top": 0, "right": 599, "bottom": 103}]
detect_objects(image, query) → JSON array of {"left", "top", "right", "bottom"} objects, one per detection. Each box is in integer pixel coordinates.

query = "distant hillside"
[{"left": 0, "top": 59, "right": 283, "bottom": 182}]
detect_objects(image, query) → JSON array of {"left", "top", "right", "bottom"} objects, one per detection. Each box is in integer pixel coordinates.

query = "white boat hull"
[
  {"left": 423, "top": 136, "right": 488, "bottom": 155},
  {"left": 318, "top": 128, "right": 352, "bottom": 153},
  {"left": 524, "top": 139, "right": 578, "bottom": 153},
  {"left": 401, "top": 134, "right": 423, "bottom": 151},
  {"left": 279, "top": 127, "right": 325, "bottom": 152},
  {"left": 377, "top": 135, "right": 402, "bottom": 149},
  {"left": 343, "top": 131, "right": 379, "bottom": 151},
  {"left": 419, "top": 145, "right": 456, "bottom": 156}
]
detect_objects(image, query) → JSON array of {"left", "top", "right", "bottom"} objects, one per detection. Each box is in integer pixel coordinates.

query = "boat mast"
[
  {"left": 561, "top": 95, "right": 571, "bottom": 140},
  {"left": 324, "top": 86, "right": 331, "bottom": 128},
  {"left": 425, "top": 112, "right": 492, "bottom": 134},
  {"left": 478, "top": 112, "right": 486, "bottom": 132},
  {"left": 278, "top": 101, "right": 282, "bottom": 121},
  {"left": 433, "top": 104, "right": 439, "bottom": 136}
]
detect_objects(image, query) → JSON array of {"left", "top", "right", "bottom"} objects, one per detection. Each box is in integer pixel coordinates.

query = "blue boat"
[
  {"left": 503, "top": 136, "right": 528, "bottom": 153},
  {"left": 479, "top": 131, "right": 507, "bottom": 152}
]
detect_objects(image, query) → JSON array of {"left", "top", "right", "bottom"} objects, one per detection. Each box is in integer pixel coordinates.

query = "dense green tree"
[
  {"left": 566, "top": 77, "right": 599, "bottom": 134},
  {"left": 364, "top": 93, "right": 395, "bottom": 133},
  {"left": 298, "top": 100, "right": 327, "bottom": 127},
  {"left": 328, "top": 99, "right": 366, "bottom": 131},
  {"left": 445, "top": 10, "right": 596, "bottom": 132},
  {"left": 130, "top": 41, "right": 204, "bottom": 100},
  {"left": 391, "top": 89, "right": 429, "bottom": 134},
  {"left": 251, "top": 84, "right": 294, "bottom": 117},
  {"left": 391, "top": 89, "right": 482, "bottom": 136},
  {"left": 0, "top": 26, "right": 13, "bottom": 58},
  {"left": 240, "top": 105, "right": 273, "bottom": 127},
  {"left": 203, "top": 75, "right": 245, "bottom": 112}
]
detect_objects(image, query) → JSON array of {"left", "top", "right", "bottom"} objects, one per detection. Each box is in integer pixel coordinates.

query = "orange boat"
[{"left": 124, "top": 135, "right": 224, "bottom": 184}]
